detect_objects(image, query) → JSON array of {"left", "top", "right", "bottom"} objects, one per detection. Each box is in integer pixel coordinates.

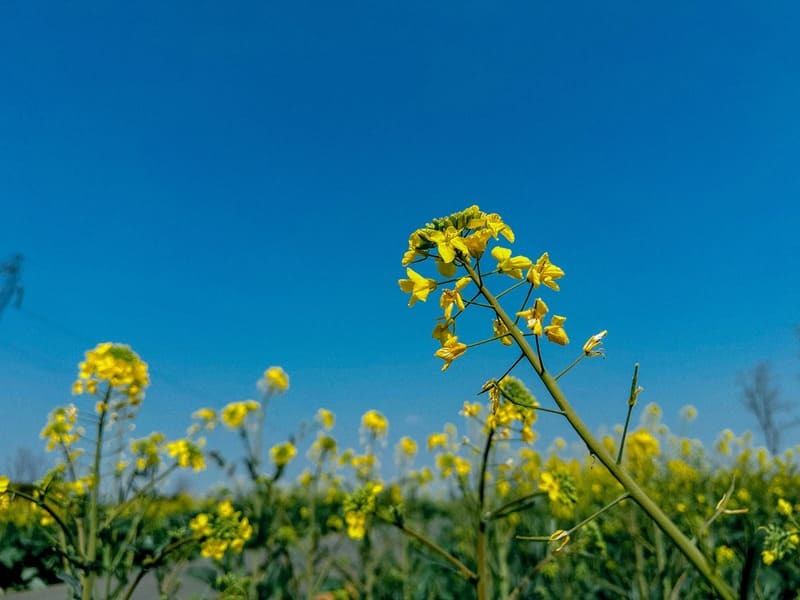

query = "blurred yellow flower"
[
  {"left": 361, "top": 410, "right": 388, "bottom": 438},
  {"left": 777, "top": 498, "right": 793, "bottom": 516},
  {"left": 221, "top": 400, "right": 260, "bottom": 429},
  {"left": 397, "top": 436, "right": 418, "bottom": 458},
  {"left": 317, "top": 408, "right": 336, "bottom": 430},
  {"left": 270, "top": 441, "right": 298, "bottom": 467},
  {"left": 263, "top": 366, "right": 289, "bottom": 393}
]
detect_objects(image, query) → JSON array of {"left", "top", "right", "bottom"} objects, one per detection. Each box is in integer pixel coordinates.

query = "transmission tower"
[{"left": 0, "top": 254, "right": 24, "bottom": 320}]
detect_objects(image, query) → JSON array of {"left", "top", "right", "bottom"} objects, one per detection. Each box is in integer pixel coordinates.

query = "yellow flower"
[
  {"left": 396, "top": 436, "right": 418, "bottom": 458},
  {"left": 492, "top": 318, "right": 514, "bottom": 345},
  {"left": 345, "top": 510, "right": 367, "bottom": 540},
  {"left": 166, "top": 438, "right": 206, "bottom": 471},
  {"left": 543, "top": 315, "right": 569, "bottom": 345},
  {"left": 715, "top": 545, "right": 736, "bottom": 566},
  {"left": 777, "top": 498, "right": 793, "bottom": 516},
  {"left": 270, "top": 441, "right": 298, "bottom": 467},
  {"left": 427, "top": 432, "right": 448, "bottom": 451},
  {"left": 398, "top": 268, "right": 438, "bottom": 307},
  {"left": 439, "top": 277, "right": 471, "bottom": 319},
  {"left": 517, "top": 298, "right": 548, "bottom": 335},
  {"left": 539, "top": 471, "right": 560, "bottom": 502},
  {"left": 0, "top": 476, "right": 9, "bottom": 493},
  {"left": 762, "top": 549, "right": 777, "bottom": 565},
  {"left": 460, "top": 401, "right": 482, "bottom": 417},
  {"left": 582, "top": 330, "right": 607, "bottom": 356},
  {"left": 221, "top": 400, "right": 260, "bottom": 429},
  {"left": 76, "top": 342, "right": 149, "bottom": 405},
  {"left": 317, "top": 408, "right": 335, "bottom": 430},
  {"left": 526, "top": 252, "right": 564, "bottom": 290},
  {"left": 431, "top": 319, "right": 454, "bottom": 345},
  {"left": 462, "top": 229, "right": 493, "bottom": 258},
  {"left": 424, "top": 226, "right": 470, "bottom": 264},
  {"left": 262, "top": 366, "right": 289, "bottom": 393},
  {"left": 434, "top": 336, "right": 467, "bottom": 371},
  {"left": 361, "top": 410, "right": 388, "bottom": 438},
  {"left": 192, "top": 408, "right": 218, "bottom": 431},
  {"left": 467, "top": 212, "right": 515, "bottom": 243},
  {"left": 491, "top": 247, "right": 532, "bottom": 279}
]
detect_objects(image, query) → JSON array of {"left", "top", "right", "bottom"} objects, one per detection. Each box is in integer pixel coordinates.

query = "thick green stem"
[{"left": 463, "top": 262, "right": 736, "bottom": 600}]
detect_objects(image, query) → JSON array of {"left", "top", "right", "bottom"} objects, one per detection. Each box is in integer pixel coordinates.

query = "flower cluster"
[
  {"left": 166, "top": 437, "right": 206, "bottom": 471},
  {"left": 258, "top": 366, "right": 290, "bottom": 394},
  {"left": 343, "top": 481, "right": 383, "bottom": 540},
  {"left": 399, "top": 206, "right": 582, "bottom": 372},
  {"left": 72, "top": 342, "right": 149, "bottom": 406},
  {"left": 221, "top": 400, "right": 260, "bottom": 429},
  {"left": 189, "top": 500, "right": 253, "bottom": 560},
  {"left": 40, "top": 405, "right": 83, "bottom": 452}
]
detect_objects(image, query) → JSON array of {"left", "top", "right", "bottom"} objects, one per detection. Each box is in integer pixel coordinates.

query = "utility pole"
[{"left": 0, "top": 254, "right": 24, "bottom": 320}]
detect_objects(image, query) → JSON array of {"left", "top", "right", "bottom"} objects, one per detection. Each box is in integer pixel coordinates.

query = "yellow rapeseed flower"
[
  {"left": 397, "top": 436, "right": 418, "bottom": 458},
  {"left": 543, "top": 315, "right": 569, "bottom": 345},
  {"left": 270, "top": 441, "right": 298, "bottom": 467},
  {"left": 526, "top": 252, "right": 564, "bottom": 290},
  {"left": 361, "top": 410, "right": 388, "bottom": 438},
  {"left": 398, "top": 267, "right": 438, "bottom": 306},
  {"left": 439, "top": 277, "right": 471, "bottom": 319},
  {"left": 491, "top": 247, "right": 532, "bottom": 279},
  {"left": 221, "top": 400, "right": 260, "bottom": 429},
  {"left": 777, "top": 498, "right": 793, "bottom": 516},
  {"left": 434, "top": 336, "right": 467, "bottom": 371},
  {"left": 317, "top": 408, "right": 335, "bottom": 430},
  {"left": 517, "top": 298, "right": 548, "bottom": 336},
  {"left": 262, "top": 366, "right": 289, "bottom": 393},
  {"left": 582, "top": 330, "right": 607, "bottom": 356},
  {"left": 492, "top": 318, "right": 514, "bottom": 346}
]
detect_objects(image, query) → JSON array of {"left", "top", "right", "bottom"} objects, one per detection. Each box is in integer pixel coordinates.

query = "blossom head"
[
  {"left": 75, "top": 343, "right": 149, "bottom": 405},
  {"left": 221, "top": 400, "right": 260, "bottom": 429},
  {"left": 582, "top": 330, "right": 607, "bottom": 357},
  {"left": 270, "top": 441, "right": 298, "bottom": 467},
  {"left": 361, "top": 410, "right": 388, "bottom": 438},
  {"left": 260, "top": 366, "right": 289, "bottom": 394}
]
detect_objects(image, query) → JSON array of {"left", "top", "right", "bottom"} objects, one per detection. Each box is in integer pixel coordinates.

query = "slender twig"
[
  {"left": 388, "top": 518, "right": 478, "bottom": 583},
  {"left": 554, "top": 354, "right": 585, "bottom": 381},
  {"left": 617, "top": 364, "right": 640, "bottom": 465}
]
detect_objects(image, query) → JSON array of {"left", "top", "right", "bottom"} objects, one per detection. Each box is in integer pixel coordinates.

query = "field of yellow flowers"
[{"left": 1, "top": 207, "right": 798, "bottom": 599}]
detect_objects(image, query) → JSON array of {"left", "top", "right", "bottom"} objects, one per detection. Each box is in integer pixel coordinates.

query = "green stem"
[
  {"left": 84, "top": 386, "right": 111, "bottom": 600},
  {"left": 617, "top": 363, "right": 640, "bottom": 464},
  {"left": 463, "top": 261, "right": 736, "bottom": 600},
  {"left": 554, "top": 354, "right": 585, "bottom": 381},
  {"left": 476, "top": 426, "right": 495, "bottom": 600},
  {"left": 388, "top": 518, "right": 477, "bottom": 583}
]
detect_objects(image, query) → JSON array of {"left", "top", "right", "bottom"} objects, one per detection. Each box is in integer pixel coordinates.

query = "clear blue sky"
[{"left": 1, "top": 1, "right": 799, "bottom": 486}]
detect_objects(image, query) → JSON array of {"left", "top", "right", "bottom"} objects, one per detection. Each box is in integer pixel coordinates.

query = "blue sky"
[{"left": 1, "top": 1, "right": 799, "bottom": 486}]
